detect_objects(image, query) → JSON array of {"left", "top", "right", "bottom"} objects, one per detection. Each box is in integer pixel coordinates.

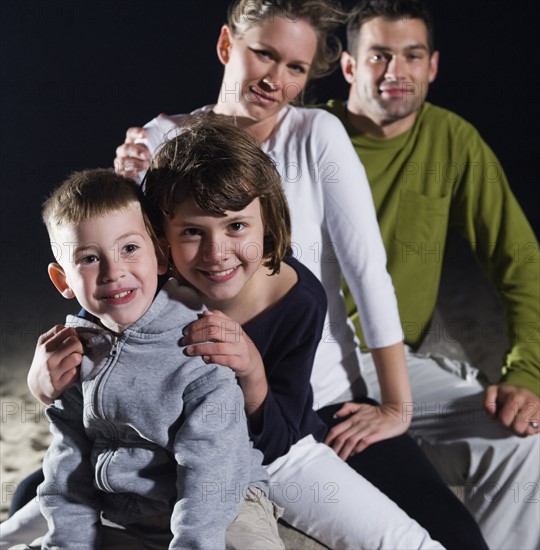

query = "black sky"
[{"left": 1, "top": 0, "right": 538, "bottom": 367}]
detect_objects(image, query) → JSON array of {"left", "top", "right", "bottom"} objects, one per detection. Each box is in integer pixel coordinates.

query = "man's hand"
[
  {"left": 324, "top": 401, "right": 409, "bottom": 460},
  {"left": 484, "top": 384, "right": 540, "bottom": 436},
  {"left": 27, "top": 325, "right": 83, "bottom": 405}
]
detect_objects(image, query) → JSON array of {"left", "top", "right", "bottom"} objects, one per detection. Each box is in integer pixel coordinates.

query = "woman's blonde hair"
[{"left": 227, "top": 0, "right": 348, "bottom": 78}]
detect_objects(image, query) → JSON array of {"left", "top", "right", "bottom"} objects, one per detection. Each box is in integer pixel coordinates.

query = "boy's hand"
[
  {"left": 182, "top": 310, "right": 264, "bottom": 378},
  {"left": 113, "top": 127, "right": 151, "bottom": 178},
  {"left": 27, "top": 325, "right": 83, "bottom": 405},
  {"left": 324, "top": 402, "right": 408, "bottom": 460}
]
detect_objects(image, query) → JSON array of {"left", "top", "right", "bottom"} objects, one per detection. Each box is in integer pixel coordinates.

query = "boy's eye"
[
  {"left": 79, "top": 254, "right": 98, "bottom": 265},
  {"left": 122, "top": 243, "right": 139, "bottom": 254}
]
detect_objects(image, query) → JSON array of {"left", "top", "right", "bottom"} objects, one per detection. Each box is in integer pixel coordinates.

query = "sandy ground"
[
  {"left": 0, "top": 358, "right": 51, "bottom": 522},
  {"left": 0, "top": 236, "right": 508, "bottom": 524}
]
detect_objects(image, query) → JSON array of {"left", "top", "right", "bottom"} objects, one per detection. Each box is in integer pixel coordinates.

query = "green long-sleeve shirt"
[{"left": 325, "top": 100, "right": 539, "bottom": 395}]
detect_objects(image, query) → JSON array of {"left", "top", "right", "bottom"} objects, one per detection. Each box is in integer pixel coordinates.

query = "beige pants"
[
  {"left": 7, "top": 487, "right": 284, "bottom": 550},
  {"left": 225, "top": 487, "right": 284, "bottom": 550}
]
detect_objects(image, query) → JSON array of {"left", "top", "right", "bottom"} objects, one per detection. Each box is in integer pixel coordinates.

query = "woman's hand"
[
  {"left": 324, "top": 342, "right": 412, "bottom": 460},
  {"left": 113, "top": 127, "right": 151, "bottom": 178},
  {"left": 324, "top": 401, "right": 408, "bottom": 460},
  {"left": 27, "top": 325, "right": 83, "bottom": 405}
]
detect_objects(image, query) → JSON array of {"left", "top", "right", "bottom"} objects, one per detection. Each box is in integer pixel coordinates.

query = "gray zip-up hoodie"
[{"left": 39, "top": 279, "right": 268, "bottom": 549}]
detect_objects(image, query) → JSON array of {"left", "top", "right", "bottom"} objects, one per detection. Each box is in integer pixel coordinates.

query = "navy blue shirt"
[{"left": 244, "top": 256, "right": 328, "bottom": 464}]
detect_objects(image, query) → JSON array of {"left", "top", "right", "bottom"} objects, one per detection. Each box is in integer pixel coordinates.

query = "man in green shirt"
[{"left": 325, "top": 1, "right": 539, "bottom": 548}]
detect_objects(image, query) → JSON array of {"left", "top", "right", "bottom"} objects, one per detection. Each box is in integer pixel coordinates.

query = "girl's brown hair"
[{"left": 144, "top": 114, "right": 292, "bottom": 274}]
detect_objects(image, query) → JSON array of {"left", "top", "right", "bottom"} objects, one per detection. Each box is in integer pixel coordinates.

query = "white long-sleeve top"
[{"left": 140, "top": 105, "right": 403, "bottom": 406}]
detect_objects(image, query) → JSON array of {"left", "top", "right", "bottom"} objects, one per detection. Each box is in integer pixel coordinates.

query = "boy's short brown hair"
[
  {"left": 42, "top": 168, "right": 158, "bottom": 251},
  {"left": 144, "top": 115, "right": 292, "bottom": 274}
]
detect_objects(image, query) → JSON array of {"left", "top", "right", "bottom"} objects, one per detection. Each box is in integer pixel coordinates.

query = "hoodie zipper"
[
  {"left": 110, "top": 335, "right": 119, "bottom": 357},
  {"left": 94, "top": 333, "right": 121, "bottom": 492}
]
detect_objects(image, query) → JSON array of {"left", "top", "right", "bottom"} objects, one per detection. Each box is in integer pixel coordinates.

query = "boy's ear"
[
  {"left": 48, "top": 263, "right": 75, "bottom": 299},
  {"left": 340, "top": 51, "right": 356, "bottom": 85},
  {"left": 156, "top": 237, "right": 170, "bottom": 276},
  {"left": 216, "top": 25, "right": 232, "bottom": 64}
]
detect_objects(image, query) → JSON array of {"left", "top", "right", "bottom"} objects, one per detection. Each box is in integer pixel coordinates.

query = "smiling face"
[
  {"left": 343, "top": 16, "right": 438, "bottom": 136},
  {"left": 49, "top": 204, "right": 165, "bottom": 334},
  {"left": 163, "top": 197, "right": 267, "bottom": 308},
  {"left": 215, "top": 16, "right": 317, "bottom": 139}
]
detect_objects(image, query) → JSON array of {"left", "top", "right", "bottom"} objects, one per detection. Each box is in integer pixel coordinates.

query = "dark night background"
[{"left": 0, "top": 0, "right": 538, "bottom": 373}]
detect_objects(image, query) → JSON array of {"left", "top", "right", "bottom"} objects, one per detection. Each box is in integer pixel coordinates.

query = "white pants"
[
  {"left": 361, "top": 349, "right": 540, "bottom": 550},
  {"left": 267, "top": 435, "right": 443, "bottom": 549},
  {"left": 0, "top": 441, "right": 443, "bottom": 550}
]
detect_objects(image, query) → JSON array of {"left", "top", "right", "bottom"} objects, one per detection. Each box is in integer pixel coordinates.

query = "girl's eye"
[
  {"left": 229, "top": 222, "right": 245, "bottom": 232},
  {"left": 183, "top": 228, "right": 202, "bottom": 237}
]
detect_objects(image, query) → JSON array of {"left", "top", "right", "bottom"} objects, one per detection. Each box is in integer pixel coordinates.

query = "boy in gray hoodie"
[{"left": 37, "top": 168, "right": 282, "bottom": 549}]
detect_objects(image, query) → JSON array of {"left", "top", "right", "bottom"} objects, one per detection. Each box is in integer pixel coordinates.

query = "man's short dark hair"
[{"left": 347, "top": 0, "right": 434, "bottom": 55}]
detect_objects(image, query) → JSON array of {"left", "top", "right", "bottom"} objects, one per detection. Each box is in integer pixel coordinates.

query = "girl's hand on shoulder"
[
  {"left": 182, "top": 310, "right": 264, "bottom": 378},
  {"left": 113, "top": 126, "right": 151, "bottom": 177},
  {"left": 324, "top": 401, "right": 408, "bottom": 460},
  {"left": 27, "top": 325, "right": 83, "bottom": 405}
]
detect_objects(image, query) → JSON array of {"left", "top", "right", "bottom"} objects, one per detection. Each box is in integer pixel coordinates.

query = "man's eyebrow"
[
  {"left": 403, "top": 43, "right": 429, "bottom": 51},
  {"left": 369, "top": 43, "right": 429, "bottom": 53}
]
